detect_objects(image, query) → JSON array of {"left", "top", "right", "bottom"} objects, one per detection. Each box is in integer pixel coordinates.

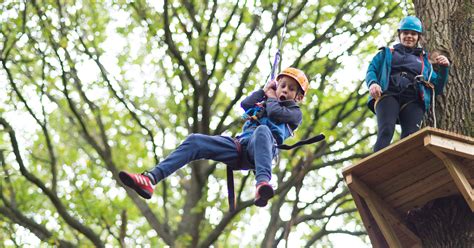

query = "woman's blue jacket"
[{"left": 365, "top": 45, "right": 449, "bottom": 113}]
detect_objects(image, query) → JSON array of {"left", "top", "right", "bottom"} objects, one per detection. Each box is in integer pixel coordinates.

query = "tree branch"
[{"left": 0, "top": 116, "right": 104, "bottom": 247}]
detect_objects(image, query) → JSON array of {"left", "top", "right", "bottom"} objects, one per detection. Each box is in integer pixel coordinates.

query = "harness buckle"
[
  {"left": 415, "top": 75, "right": 435, "bottom": 89},
  {"left": 414, "top": 75, "right": 424, "bottom": 81}
]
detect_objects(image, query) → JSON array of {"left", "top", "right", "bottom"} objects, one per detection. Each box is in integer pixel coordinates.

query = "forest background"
[{"left": 1, "top": 0, "right": 470, "bottom": 247}]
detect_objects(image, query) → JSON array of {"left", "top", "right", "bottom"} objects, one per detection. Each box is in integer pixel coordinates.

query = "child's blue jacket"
[
  {"left": 239, "top": 89, "right": 302, "bottom": 145},
  {"left": 365, "top": 45, "right": 449, "bottom": 113}
]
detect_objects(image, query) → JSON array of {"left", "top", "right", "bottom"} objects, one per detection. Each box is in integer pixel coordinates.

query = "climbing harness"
[
  {"left": 229, "top": 99, "right": 325, "bottom": 212},
  {"left": 374, "top": 50, "right": 423, "bottom": 110},
  {"left": 242, "top": 102, "right": 265, "bottom": 122},
  {"left": 373, "top": 48, "right": 438, "bottom": 129},
  {"left": 226, "top": 132, "right": 325, "bottom": 212}
]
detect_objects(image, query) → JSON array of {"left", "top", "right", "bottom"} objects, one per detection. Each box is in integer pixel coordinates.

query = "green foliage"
[{"left": 0, "top": 0, "right": 405, "bottom": 247}]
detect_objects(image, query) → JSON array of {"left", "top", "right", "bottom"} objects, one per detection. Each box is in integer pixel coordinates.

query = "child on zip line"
[
  {"left": 366, "top": 16, "right": 450, "bottom": 152},
  {"left": 119, "top": 67, "right": 309, "bottom": 207}
]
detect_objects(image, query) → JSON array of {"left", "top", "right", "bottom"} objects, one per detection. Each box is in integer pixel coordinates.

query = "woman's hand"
[
  {"left": 369, "top": 83, "right": 382, "bottom": 99},
  {"left": 434, "top": 55, "right": 450, "bottom": 66}
]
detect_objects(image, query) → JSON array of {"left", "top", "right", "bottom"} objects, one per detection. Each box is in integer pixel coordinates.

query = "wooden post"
[
  {"left": 424, "top": 134, "right": 474, "bottom": 211},
  {"left": 345, "top": 175, "right": 422, "bottom": 247}
]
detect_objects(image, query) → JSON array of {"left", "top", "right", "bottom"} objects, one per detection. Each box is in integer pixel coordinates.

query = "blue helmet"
[{"left": 398, "top": 16, "right": 423, "bottom": 33}]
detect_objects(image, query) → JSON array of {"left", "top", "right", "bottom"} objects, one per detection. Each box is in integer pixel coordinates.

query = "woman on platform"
[{"left": 366, "top": 16, "right": 450, "bottom": 152}]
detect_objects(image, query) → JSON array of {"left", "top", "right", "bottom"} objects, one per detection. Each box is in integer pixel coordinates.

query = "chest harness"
[
  {"left": 226, "top": 102, "right": 325, "bottom": 212},
  {"left": 374, "top": 48, "right": 436, "bottom": 125}
]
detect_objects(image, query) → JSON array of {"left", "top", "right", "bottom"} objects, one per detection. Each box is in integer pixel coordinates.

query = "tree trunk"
[
  {"left": 415, "top": 0, "right": 473, "bottom": 136},
  {"left": 406, "top": 195, "right": 474, "bottom": 248},
  {"left": 409, "top": 0, "right": 474, "bottom": 247}
]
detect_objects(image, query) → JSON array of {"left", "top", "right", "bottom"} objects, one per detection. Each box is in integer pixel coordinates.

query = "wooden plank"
[
  {"left": 424, "top": 134, "right": 474, "bottom": 159},
  {"left": 361, "top": 148, "right": 435, "bottom": 187},
  {"left": 444, "top": 154, "right": 474, "bottom": 206},
  {"left": 343, "top": 127, "right": 474, "bottom": 177},
  {"left": 467, "top": 159, "right": 474, "bottom": 185},
  {"left": 342, "top": 128, "right": 426, "bottom": 177},
  {"left": 346, "top": 139, "right": 422, "bottom": 179},
  {"left": 397, "top": 181, "right": 458, "bottom": 213},
  {"left": 346, "top": 175, "right": 403, "bottom": 247},
  {"left": 385, "top": 169, "right": 452, "bottom": 209},
  {"left": 346, "top": 175, "right": 421, "bottom": 247},
  {"left": 376, "top": 156, "right": 443, "bottom": 198},
  {"left": 426, "top": 148, "right": 474, "bottom": 211},
  {"left": 424, "top": 127, "right": 474, "bottom": 143},
  {"left": 349, "top": 189, "right": 388, "bottom": 248}
]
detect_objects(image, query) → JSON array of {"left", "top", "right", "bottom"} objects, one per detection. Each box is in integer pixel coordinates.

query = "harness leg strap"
[
  {"left": 226, "top": 166, "right": 236, "bottom": 212},
  {"left": 227, "top": 138, "right": 242, "bottom": 212}
]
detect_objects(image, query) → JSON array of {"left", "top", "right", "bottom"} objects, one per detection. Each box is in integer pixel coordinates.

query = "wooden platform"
[{"left": 342, "top": 127, "right": 474, "bottom": 247}]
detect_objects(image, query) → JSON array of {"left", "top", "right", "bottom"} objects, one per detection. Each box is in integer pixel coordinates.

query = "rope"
[
  {"left": 415, "top": 63, "right": 435, "bottom": 128},
  {"left": 269, "top": 16, "right": 288, "bottom": 81},
  {"left": 265, "top": 7, "right": 291, "bottom": 88},
  {"left": 427, "top": 64, "right": 435, "bottom": 128}
]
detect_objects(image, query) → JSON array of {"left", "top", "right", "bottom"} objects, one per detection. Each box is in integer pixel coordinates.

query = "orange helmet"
[{"left": 276, "top": 67, "right": 309, "bottom": 95}]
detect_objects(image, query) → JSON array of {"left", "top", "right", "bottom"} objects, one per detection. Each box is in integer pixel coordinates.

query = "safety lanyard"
[
  {"left": 419, "top": 54, "right": 424, "bottom": 76},
  {"left": 269, "top": 16, "right": 288, "bottom": 81}
]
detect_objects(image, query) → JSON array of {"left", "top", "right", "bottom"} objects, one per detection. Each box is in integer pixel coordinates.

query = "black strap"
[
  {"left": 277, "top": 134, "right": 325, "bottom": 150},
  {"left": 226, "top": 166, "right": 236, "bottom": 212},
  {"left": 227, "top": 138, "right": 242, "bottom": 212},
  {"left": 226, "top": 134, "right": 325, "bottom": 212}
]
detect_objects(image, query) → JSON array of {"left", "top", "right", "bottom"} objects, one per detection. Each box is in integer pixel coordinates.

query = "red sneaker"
[
  {"left": 119, "top": 171, "right": 154, "bottom": 199},
  {"left": 254, "top": 182, "right": 274, "bottom": 207}
]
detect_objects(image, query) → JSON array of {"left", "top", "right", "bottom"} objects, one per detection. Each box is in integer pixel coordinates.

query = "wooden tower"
[{"left": 342, "top": 127, "right": 473, "bottom": 247}]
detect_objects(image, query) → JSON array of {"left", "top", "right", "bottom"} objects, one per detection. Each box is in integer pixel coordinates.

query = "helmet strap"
[{"left": 294, "top": 91, "right": 304, "bottom": 102}]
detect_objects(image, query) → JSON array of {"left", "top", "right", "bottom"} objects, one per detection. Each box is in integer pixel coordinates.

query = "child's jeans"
[{"left": 149, "top": 125, "right": 278, "bottom": 185}]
